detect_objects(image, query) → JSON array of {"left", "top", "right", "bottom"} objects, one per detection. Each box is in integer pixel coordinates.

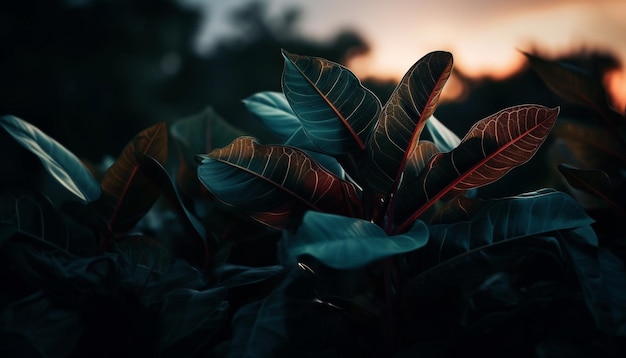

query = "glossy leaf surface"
[
  {"left": 401, "top": 141, "right": 440, "bottom": 185},
  {"left": 282, "top": 50, "right": 381, "bottom": 154},
  {"left": 395, "top": 105, "right": 559, "bottom": 230},
  {"left": 243, "top": 91, "right": 300, "bottom": 140},
  {"left": 100, "top": 122, "right": 168, "bottom": 232},
  {"left": 0, "top": 115, "right": 100, "bottom": 202},
  {"left": 197, "top": 137, "right": 361, "bottom": 229},
  {"left": 365, "top": 51, "right": 453, "bottom": 195},
  {"left": 281, "top": 211, "right": 428, "bottom": 269},
  {"left": 426, "top": 115, "right": 461, "bottom": 152},
  {"left": 406, "top": 190, "right": 593, "bottom": 293}
]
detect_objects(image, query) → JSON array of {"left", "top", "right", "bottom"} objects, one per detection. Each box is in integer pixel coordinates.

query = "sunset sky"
[{"left": 186, "top": 0, "right": 626, "bottom": 110}]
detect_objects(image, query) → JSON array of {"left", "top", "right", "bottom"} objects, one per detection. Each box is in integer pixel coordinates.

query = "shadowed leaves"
[
  {"left": 395, "top": 105, "right": 559, "bottom": 231},
  {"left": 0, "top": 115, "right": 101, "bottom": 203},
  {"left": 558, "top": 164, "right": 626, "bottom": 216}
]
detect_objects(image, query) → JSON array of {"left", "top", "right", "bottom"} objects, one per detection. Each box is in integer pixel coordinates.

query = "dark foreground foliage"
[{"left": 1, "top": 50, "right": 625, "bottom": 357}]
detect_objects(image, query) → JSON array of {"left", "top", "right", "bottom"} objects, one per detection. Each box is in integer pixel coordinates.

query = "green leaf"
[
  {"left": 282, "top": 50, "right": 381, "bottom": 154},
  {"left": 0, "top": 190, "right": 98, "bottom": 256},
  {"left": 524, "top": 52, "right": 623, "bottom": 127},
  {"left": 243, "top": 91, "right": 300, "bottom": 140},
  {"left": 395, "top": 105, "right": 559, "bottom": 231},
  {"left": 426, "top": 115, "right": 461, "bottom": 152},
  {"left": 197, "top": 137, "right": 362, "bottom": 229},
  {"left": 558, "top": 164, "right": 626, "bottom": 215},
  {"left": 98, "top": 122, "right": 168, "bottom": 233},
  {"left": 0, "top": 115, "right": 100, "bottom": 202},
  {"left": 406, "top": 190, "right": 593, "bottom": 292},
  {"left": 281, "top": 211, "right": 428, "bottom": 269},
  {"left": 365, "top": 51, "right": 453, "bottom": 196},
  {"left": 135, "top": 153, "right": 213, "bottom": 267},
  {"left": 170, "top": 107, "right": 245, "bottom": 198}
]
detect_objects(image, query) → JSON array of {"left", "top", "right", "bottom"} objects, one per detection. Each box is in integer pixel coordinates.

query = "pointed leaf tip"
[{"left": 0, "top": 115, "right": 101, "bottom": 202}]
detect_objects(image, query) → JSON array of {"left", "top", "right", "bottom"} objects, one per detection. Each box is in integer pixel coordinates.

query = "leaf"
[
  {"left": 99, "top": 122, "right": 168, "bottom": 233},
  {"left": 170, "top": 107, "right": 245, "bottom": 198},
  {"left": 0, "top": 189, "right": 98, "bottom": 256},
  {"left": 429, "top": 195, "right": 483, "bottom": 224},
  {"left": 557, "top": 226, "right": 626, "bottom": 337},
  {"left": 365, "top": 51, "right": 453, "bottom": 196},
  {"left": 523, "top": 51, "right": 623, "bottom": 126},
  {"left": 135, "top": 153, "right": 212, "bottom": 267},
  {"left": 426, "top": 115, "right": 461, "bottom": 152},
  {"left": 558, "top": 164, "right": 626, "bottom": 215},
  {"left": 406, "top": 190, "right": 593, "bottom": 293},
  {"left": 282, "top": 50, "right": 381, "bottom": 154},
  {"left": 157, "top": 287, "right": 229, "bottom": 356},
  {"left": 281, "top": 211, "right": 428, "bottom": 269},
  {"left": 554, "top": 118, "right": 626, "bottom": 168},
  {"left": 212, "top": 263, "right": 284, "bottom": 289},
  {"left": 0, "top": 115, "right": 100, "bottom": 202},
  {"left": 402, "top": 141, "right": 440, "bottom": 183},
  {"left": 395, "top": 105, "right": 559, "bottom": 231},
  {"left": 197, "top": 137, "right": 361, "bottom": 229},
  {"left": 243, "top": 91, "right": 301, "bottom": 140},
  {"left": 228, "top": 268, "right": 345, "bottom": 358}
]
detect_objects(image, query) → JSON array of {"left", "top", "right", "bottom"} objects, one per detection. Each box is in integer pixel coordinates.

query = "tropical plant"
[
  {"left": 1, "top": 49, "right": 625, "bottom": 357},
  {"left": 195, "top": 50, "right": 626, "bottom": 355}
]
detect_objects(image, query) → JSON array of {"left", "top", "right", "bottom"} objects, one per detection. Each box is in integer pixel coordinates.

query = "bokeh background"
[{"left": 1, "top": 0, "right": 624, "bottom": 195}]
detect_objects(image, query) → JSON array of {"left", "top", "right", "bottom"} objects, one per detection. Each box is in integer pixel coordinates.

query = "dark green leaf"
[
  {"left": 365, "top": 51, "right": 453, "bottom": 196},
  {"left": 426, "top": 115, "right": 461, "bottom": 152},
  {"left": 419, "top": 190, "right": 592, "bottom": 271},
  {"left": 243, "top": 91, "right": 300, "bottom": 140},
  {"left": 558, "top": 164, "right": 626, "bottom": 215},
  {"left": 395, "top": 105, "right": 559, "bottom": 231},
  {"left": 157, "top": 287, "right": 229, "bottom": 356},
  {"left": 282, "top": 50, "right": 381, "bottom": 154},
  {"left": 281, "top": 211, "right": 428, "bottom": 269},
  {"left": 135, "top": 153, "right": 213, "bottom": 267},
  {"left": 171, "top": 107, "right": 245, "bottom": 198},
  {"left": 0, "top": 190, "right": 98, "bottom": 256},
  {"left": 0, "top": 115, "right": 100, "bottom": 202},
  {"left": 98, "top": 122, "right": 168, "bottom": 233},
  {"left": 212, "top": 263, "right": 284, "bottom": 288},
  {"left": 197, "top": 137, "right": 362, "bottom": 229}
]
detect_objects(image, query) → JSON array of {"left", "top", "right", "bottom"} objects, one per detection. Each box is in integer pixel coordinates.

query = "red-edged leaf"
[
  {"left": 558, "top": 164, "right": 626, "bottom": 216},
  {"left": 365, "top": 51, "right": 453, "bottom": 196},
  {"left": 98, "top": 122, "right": 168, "bottom": 233},
  {"left": 196, "top": 137, "right": 362, "bottom": 229},
  {"left": 281, "top": 50, "right": 381, "bottom": 154},
  {"left": 395, "top": 105, "right": 559, "bottom": 232},
  {"left": 402, "top": 141, "right": 440, "bottom": 184}
]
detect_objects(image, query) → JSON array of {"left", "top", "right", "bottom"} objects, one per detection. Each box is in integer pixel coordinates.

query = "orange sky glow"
[{"left": 191, "top": 0, "right": 626, "bottom": 112}]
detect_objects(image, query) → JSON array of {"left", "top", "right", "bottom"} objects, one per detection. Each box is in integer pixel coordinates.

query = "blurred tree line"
[{"left": 1, "top": 0, "right": 621, "bottom": 196}]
